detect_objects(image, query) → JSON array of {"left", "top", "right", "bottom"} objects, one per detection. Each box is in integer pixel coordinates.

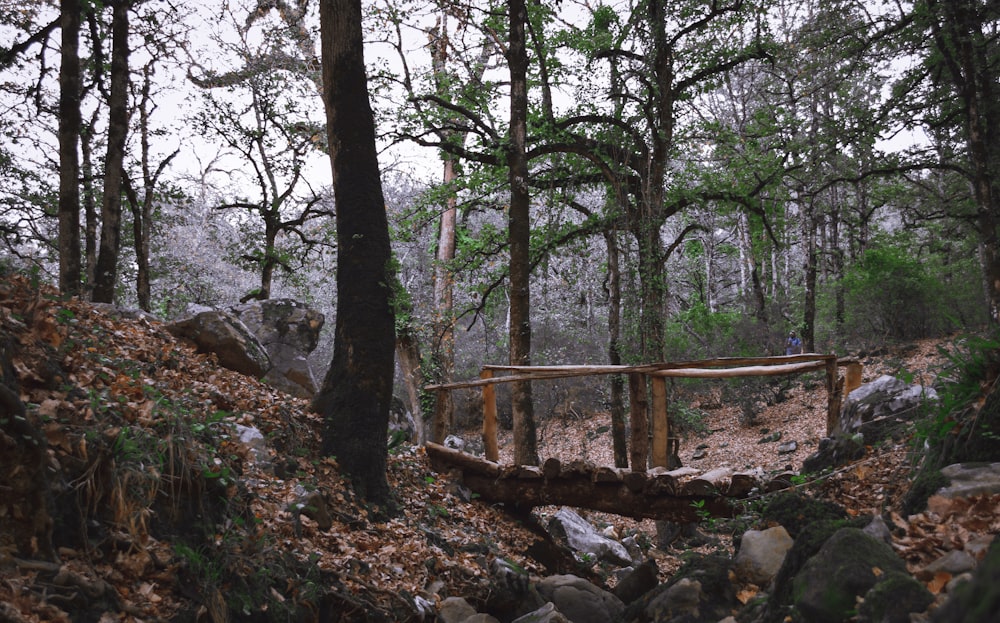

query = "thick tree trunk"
[
  {"left": 926, "top": 0, "right": 1000, "bottom": 324},
  {"left": 314, "top": 0, "right": 396, "bottom": 505},
  {"left": 506, "top": 0, "right": 538, "bottom": 467},
  {"left": 58, "top": 0, "right": 82, "bottom": 297},
  {"left": 92, "top": 1, "right": 129, "bottom": 304}
]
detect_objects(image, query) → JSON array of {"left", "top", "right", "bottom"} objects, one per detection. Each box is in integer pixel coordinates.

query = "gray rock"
[
  {"left": 645, "top": 578, "right": 702, "bottom": 620},
  {"left": 836, "top": 374, "right": 937, "bottom": 440},
  {"left": 932, "top": 537, "right": 1000, "bottom": 623},
  {"left": 230, "top": 298, "right": 324, "bottom": 398},
  {"left": 802, "top": 434, "right": 866, "bottom": 473},
  {"left": 166, "top": 309, "right": 270, "bottom": 378},
  {"left": 548, "top": 508, "right": 631, "bottom": 567},
  {"left": 734, "top": 525, "right": 794, "bottom": 587},
  {"left": 922, "top": 549, "right": 977, "bottom": 577},
  {"left": 777, "top": 440, "right": 798, "bottom": 454},
  {"left": 863, "top": 514, "right": 893, "bottom": 546},
  {"left": 438, "top": 597, "right": 476, "bottom": 623},
  {"left": 511, "top": 602, "right": 571, "bottom": 623},
  {"left": 439, "top": 597, "right": 500, "bottom": 623},
  {"left": 534, "top": 575, "right": 624, "bottom": 623},
  {"left": 935, "top": 462, "right": 1000, "bottom": 499},
  {"left": 612, "top": 558, "right": 659, "bottom": 605}
]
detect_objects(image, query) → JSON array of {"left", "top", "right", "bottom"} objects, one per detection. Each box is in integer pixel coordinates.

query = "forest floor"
[{"left": 0, "top": 272, "right": 995, "bottom": 622}]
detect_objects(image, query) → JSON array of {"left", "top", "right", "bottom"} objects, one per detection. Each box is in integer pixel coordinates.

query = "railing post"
[
  {"left": 844, "top": 362, "right": 863, "bottom": 398},
  {"left": 481, "top": 369, "right": 498, "bottom": 461},
  {"left": 628, "top": 373, "right": 649, "bottom": 472},
  {"left": 650, "top": 376, "right": 668, "bottom": 468}
]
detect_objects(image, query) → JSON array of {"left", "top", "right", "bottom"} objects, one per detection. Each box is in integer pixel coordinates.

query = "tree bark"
[
  {"left": 314, "top": 0, "right": 396, "bottom": 505},
  {"left": 58, "top": 0, "right": 82, "bottom": 297},
  {"left": 92, "top": 0, "right": 130, "bottom": 304},
  {"left": 604, "top": 229, "right": 628, "bottom": 468},
  {"left": 506, "top": 0, "right": 539, "bottom": 466}
]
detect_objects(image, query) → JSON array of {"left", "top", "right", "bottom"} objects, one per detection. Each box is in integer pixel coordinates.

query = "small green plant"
[{"left": 691, "top": 499, "right": 719, "bottom": 531}]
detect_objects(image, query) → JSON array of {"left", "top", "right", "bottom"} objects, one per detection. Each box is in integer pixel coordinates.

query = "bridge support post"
[
  {"left": 628, "top": 373, "right": 649, "bottom": 472},
  {"left": 481, "top": 369, "right": 498, "bottom": 462}
]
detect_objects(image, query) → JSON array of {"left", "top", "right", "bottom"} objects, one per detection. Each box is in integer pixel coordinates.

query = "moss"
[
  {"left": 902, "top": 467, "right": 948, "bottom": 516},
  {"left": 760, "top": 491, "right": 847, "bottom": 538},
  {"left": 858, "top": 570, "right": 933, "bottom": 623}
]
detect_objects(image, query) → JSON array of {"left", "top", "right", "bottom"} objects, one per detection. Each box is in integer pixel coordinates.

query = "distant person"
[{"left": 785, "top": 331, "right": 802, "bottom": 355}]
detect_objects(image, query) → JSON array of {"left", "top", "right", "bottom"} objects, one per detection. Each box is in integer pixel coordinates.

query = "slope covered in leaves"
[{"left": 0, "top": 274, "right": 544, "bottom": 622}]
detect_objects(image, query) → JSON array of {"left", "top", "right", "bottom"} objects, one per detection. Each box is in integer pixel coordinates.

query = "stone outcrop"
[
  {"left": 834, "top": 374, "right": 938, "bottom": 440},
  {"left": 547, "top": 507, "right": 633, "bottom": 567},
  {"left": 166, "top": 308, "right": 270, "bottom": 379},
  {"left": 230, "top": 298, "right": 324, "bottom": 398},
  {"left": 166, "top": 299, "right": 324, "bottom": 398}
]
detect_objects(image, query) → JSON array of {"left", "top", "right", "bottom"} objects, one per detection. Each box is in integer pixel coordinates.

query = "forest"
[
  {"left": 1, "top": 1, "right": 1000, "bottom": 621},
  {"left": 2, "top": 0, "right": 995, "bottom": 367}
]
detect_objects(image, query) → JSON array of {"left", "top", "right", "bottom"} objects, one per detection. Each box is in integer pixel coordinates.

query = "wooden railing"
[{"left": 425, "top": 354, "right": 863, "bottom": 470}]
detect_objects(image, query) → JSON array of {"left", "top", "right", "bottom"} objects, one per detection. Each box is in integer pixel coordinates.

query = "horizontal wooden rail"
[{"left": 425, "top": 354, "right": 862, "bottom": 467}]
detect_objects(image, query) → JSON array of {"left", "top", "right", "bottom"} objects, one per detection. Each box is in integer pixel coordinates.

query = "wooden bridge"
[{"left": 424, "top": 354, "right": 863, "bottom": 522}]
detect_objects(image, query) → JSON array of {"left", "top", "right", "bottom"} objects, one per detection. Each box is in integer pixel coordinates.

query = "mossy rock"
[
  {"left": 621, "top": 553, "right": 735, "bottom": 623},
  {"left": 760, "top": 491, "right": 847, "bottom": 538},
  {"left": 858, "top": 570, "right": 933, "bottom": 623},
  {"left": 764, "top": 518, "right": 868, "bottom": 623},
  {"left": 791, "top": 528, "right": 908, "bottom": 623}
]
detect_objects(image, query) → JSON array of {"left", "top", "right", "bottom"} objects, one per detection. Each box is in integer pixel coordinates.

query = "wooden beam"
[
  {"left": 649, "top": 360, "right": 829, "bottom": 378},
  {"left": 480, "top": 369, "right": 499, "bottom": 462}
]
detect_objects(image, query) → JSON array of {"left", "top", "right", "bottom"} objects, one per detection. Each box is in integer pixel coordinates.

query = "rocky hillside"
[{"left": 1, "top": 271, "right": 998, "bottom": 622}]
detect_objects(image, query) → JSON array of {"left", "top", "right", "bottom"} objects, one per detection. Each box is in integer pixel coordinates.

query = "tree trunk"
[
  {"left": 92, "top": 1, "right": 129, "bottom": 304},
  {"left": 81, "top": 113, "right": 99, "bottom": 300},
  {"left": 314, "top": 0, "right": 396, "bottom": 505},
  {"left": 506, "top": 0, "right": 539, "bottom": 467},
  {"left": 429, "top": 156, "right": 459, "bottom": 432},
  {"left": 803, "top": 204, "right": 818, "bottom": 352},
  {"left": 925, "top": 0, "right": 1000, "bottom": 324},
  {"left": 58, "top": 0, "right": 82, "bottom": 297},
  {"left": 604, "top": 229, "right": 628, "bottom": 468}
]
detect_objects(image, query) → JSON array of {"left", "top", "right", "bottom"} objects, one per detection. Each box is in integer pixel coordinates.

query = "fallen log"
[
  {"left": 684, "top": 467, "right": 734, "bottom": 496},
  {"left": 456, "top": 469, "right": 734, "bottom": 522}
]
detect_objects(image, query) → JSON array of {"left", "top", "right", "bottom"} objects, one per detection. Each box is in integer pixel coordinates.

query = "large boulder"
[
  {"left": 533, "top": 575, "right": 624, "bottom": 623},
  {"left": 230, "top": 298, "right": 324, "bottom": 398},
  {"left": 792, "top": 527, "right": 922, "bottom": 623},
  {"left": 166, "top": 308, "right": 270, "bottom": 378},
  {"left": 733, "top": 525, "right": 793, "bottom": 587},
  {"left": 931, "top": 462, "right": 1000, "bottom": 502},
  {"left": 834, "top": 374, "right": 937, "bottom": 441},
  {"left": 547, "top": 508, "right": 632, "bottom": 567}
]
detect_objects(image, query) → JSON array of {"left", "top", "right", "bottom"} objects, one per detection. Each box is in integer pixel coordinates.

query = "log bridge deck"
[{"left": 424, "top": 355, "right": 862, "bottom": 522}]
